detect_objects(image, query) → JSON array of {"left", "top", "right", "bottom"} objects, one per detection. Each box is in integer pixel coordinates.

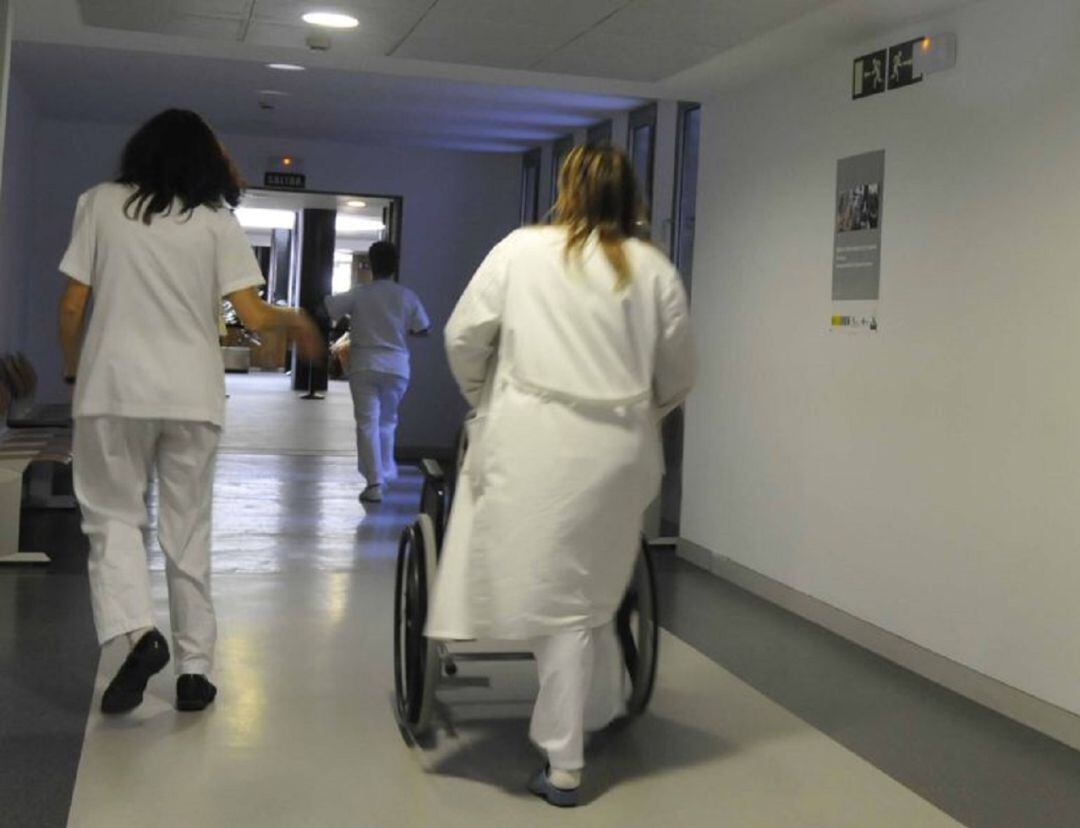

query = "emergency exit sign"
[
  {"left": 265, "top": 171, "right": 306, "bottom": 189},
  {"left": 853, "top": 34, "right": 956, "bottom": 100}
]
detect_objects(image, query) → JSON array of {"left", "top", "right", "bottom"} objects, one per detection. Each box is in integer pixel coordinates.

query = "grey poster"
[{"left": 832, "top": 150, "right": 885, "bottom": 301}]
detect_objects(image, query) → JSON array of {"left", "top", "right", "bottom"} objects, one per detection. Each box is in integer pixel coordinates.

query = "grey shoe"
[
  {"left": 359, "top": 484, "right": 383, "bottom": 503},
  {"left": 528, "top": 767, "right": 580, "bottom": 808}
]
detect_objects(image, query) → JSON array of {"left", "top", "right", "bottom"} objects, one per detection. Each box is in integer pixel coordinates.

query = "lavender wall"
[
  {"left": 17, "top": 116, "right": 519, "bottom": 450},
  {"left": 0, "top": 77, "right": 34, "bottom": 354}
]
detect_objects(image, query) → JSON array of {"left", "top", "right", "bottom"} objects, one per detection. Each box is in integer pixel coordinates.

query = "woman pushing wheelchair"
[{"left": 426, "top": 145, "right": 695, "bottom": 806}]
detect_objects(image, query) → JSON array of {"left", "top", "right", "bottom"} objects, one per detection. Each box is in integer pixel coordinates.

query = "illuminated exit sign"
[
  {"left": 264, "top": 171, "right": 306, "bottom": 189},
  {"left": 265, "top": 155, "right": 305, "bottom": 189}
]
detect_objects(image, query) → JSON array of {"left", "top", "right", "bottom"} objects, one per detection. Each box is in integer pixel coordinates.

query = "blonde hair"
[{"left": 552, "top": 145, "right": 646, "bottom": 291}]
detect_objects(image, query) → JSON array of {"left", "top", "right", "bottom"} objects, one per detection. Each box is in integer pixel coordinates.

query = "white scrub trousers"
[
  {"left": 348, "top": 369, "right": 408, "bottom": 485},
  {"left": 529, "top": 621, "right": 627, "bottom": 772},
  {"left": 73, "top": 416, "right": 220, "bottom": 676}
]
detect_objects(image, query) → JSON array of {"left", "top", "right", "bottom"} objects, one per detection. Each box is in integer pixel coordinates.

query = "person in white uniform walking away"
[
  {"left": 426, "top": 145, "right": 695, "bottom": 806},
  {"left": 57, "top": 109, "right": 323, "bottom": 715},
  {"left": 325, "top": 242, "right": 430, "bottom": 503}
]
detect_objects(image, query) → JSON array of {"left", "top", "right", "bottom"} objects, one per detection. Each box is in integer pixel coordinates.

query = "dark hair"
[
  {"left": 117, "top": 109, "right": 243, "bottom": 225},
  {"left": 369, "top": 241, "right": 398, "bottom": 279}
]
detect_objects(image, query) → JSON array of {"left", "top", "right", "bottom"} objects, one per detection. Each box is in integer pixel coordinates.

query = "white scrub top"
[
  {"left": 325, "top": 280, "right": 430, "bottom": 379},
  {"left": 59, "top": 183, "right": 265, "bottom": 426},
  {"left": 426, "top": 226, "right": 695, "bottom": 641}
]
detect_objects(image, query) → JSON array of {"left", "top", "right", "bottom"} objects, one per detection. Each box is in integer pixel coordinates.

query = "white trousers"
[
  {"left": 529, "top": 621, "right": 627, "bottom": 772},
  {"left": 348, "top": 369, "right": 408, "bottom": 485},
  {"left": 73, "top": 416, "right": 220, "bottom": 675}
]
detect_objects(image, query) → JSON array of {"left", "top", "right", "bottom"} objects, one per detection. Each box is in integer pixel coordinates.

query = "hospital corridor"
[{"left": 3, "top": 1, "right": 1080, "bottom": 827}]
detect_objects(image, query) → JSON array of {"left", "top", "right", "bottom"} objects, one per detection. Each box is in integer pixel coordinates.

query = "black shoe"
[
  {"left": 101, "top": 629, "right": 170, "bottom": 715},
  {"left": 176, "top": 674, "right": 217, "bottom": 712}
]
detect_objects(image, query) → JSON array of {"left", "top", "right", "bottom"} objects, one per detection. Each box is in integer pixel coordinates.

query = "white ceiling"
[
  {"left": 71, "top": 0, "right": 836, "bottom": 83},
  {"left": 11, "top": 0, "right": 981, "bottom": 153}
]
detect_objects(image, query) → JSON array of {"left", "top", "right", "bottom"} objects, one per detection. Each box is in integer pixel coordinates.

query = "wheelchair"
[{"left": 393, "top": 431, "right": 661, "bottom": 740}]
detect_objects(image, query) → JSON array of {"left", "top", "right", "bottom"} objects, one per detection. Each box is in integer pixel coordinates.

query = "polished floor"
[
  {"left": 218, "top": 372, "right": 356, "bottom": 457},
  {"left": 2, "top": 373, "right": 1078, "bottom": 827}
]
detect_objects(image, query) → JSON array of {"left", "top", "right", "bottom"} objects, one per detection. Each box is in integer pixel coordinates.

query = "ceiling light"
[
  {"left": 302, "top": 11, "right": 360, "bottom": 29},
  {"left": 258, "top": 89, "right": 290, "bottom": 97},
  {"left": 235, "top": 208, "right": 296, "bottom": 231},
  {"left": 267, "top": 63, "right": 305, "bottom": 71},
  {"left": 335, "top": 215, "right": 385, "bottom": 234},
  {"left": 346, "top": 199, "right": 367, "bottom": 208}
]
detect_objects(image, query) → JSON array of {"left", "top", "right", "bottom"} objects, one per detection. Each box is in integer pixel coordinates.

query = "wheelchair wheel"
[
  {"left": 393, "top": 514, "right": 440, "bottom": 736},
  {"left": 617, "top": 539, "right": 660, "bottom": 718}
]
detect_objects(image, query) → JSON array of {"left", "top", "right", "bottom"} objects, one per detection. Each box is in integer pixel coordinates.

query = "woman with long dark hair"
[
  {"left": 57, "top": 109, "right": 322, "bottom": 715},
  {"left": 426, "top": 146, "right": 695, "bottom": 805}
]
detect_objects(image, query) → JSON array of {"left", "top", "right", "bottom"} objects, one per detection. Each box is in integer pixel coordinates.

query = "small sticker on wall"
[{"left": 830, "top": 310, "right": 879, "bottom": 334}]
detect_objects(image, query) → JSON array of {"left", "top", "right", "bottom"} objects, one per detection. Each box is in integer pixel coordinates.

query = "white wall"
[
  {"left": 17, "top": 117, "right": 520, "bottom": 449},
  {"left": 684, "top": 0, "right": 1080, "bottom": 717}
]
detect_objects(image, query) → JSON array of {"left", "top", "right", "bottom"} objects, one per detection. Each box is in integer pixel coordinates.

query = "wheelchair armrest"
[{"left": 420, "top": 458, "right": 445, "bottom": 483}]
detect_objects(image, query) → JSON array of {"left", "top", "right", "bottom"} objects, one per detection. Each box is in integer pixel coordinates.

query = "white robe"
[{"left": 426, "top": 227, "right": 695, "bottom": 641}]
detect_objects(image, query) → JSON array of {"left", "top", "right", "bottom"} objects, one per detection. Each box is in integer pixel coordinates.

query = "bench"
[
  {"left": 0, "top": 352, "right": 72, "bottom": 428},
  {"left": 0, "top": 357, "right": 81, "bottom": 567}
]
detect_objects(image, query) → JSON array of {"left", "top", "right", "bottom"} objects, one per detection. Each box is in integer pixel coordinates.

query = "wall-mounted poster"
[{"left": 831, "top": 150, "right": 884, "bottom": 332}]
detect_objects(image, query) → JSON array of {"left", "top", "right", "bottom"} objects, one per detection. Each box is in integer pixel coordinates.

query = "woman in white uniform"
[
  {"left": 427, "top": 146, "right": 695, "bottom": 806},
  {"left": 57, "top": 109, "right": 322, "bottom": 715}
]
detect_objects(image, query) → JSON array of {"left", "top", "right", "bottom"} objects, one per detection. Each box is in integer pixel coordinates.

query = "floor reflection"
[{"left": 147, "top": 455, "right": 421, "bottom": 574}]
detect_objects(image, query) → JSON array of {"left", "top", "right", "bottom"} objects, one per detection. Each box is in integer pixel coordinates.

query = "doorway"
[{"left": 229, "top": 189, "right": 403, "bottom": 376}]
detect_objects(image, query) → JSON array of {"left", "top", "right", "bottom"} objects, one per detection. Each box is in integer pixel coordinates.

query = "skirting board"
[{"left": 677, "top": 539, "right": 1080, "bottom": 753}]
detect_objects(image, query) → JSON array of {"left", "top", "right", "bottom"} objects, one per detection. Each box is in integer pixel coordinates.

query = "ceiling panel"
[
  {"left": 80, "top": 0, "right": 176, "bottom": 30},
  {"left": 418, "top": 0, "right": 627, "bottom": 32},
  {"left": 407, "top": 8, "right": 575, "bottom": 50},
  {"left": 175, "top": 0, "right": 255, "bottom": 17},
  {"left": 536, "top": 29, "right": 721, "bottom": 83},
  {"left": 392, "top": 33, "right": 555, "bottom": 70},
  {"left": 82, "top": 5, "right": 246, "bottom": 41},
  {"left": 600, "top": 0, "right": 831, "bottom": 47},
  {"left": 165, "top": 15, "right": 247, "bottom": 40}
]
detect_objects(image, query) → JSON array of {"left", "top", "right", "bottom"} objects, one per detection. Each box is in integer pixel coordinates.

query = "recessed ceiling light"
[
  {"left": 267, "top": 63, "right": 306, "bottom": 71},
  {"left": 346, "top": 199, "right": 367, "bottom": 208},
  {"left": 302, "top": 11, "right": 360, "bottom": 29},
  {"left": 258, "top": 89, "right": 290, "bottom": 97}
]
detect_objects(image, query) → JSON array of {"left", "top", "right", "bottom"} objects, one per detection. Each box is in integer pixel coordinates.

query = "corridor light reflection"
[{"left": 216, "top": 632, "right": 267, "bottom": 747}]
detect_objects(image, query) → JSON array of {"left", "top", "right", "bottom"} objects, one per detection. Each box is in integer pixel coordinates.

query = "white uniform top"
[
  {"left": 427, "top": 226, "right": 695, "bottom": 640},
  {"left": 325, "top": 280, "right": 430, "bottom": 379},
  {"left": 59, "top": 183, "right": 265, "bottom": 426}
]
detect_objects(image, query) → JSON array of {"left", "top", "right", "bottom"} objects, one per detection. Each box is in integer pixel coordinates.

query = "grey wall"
[{"left": 16, "top": 115, "right": 520, "bottom": 449}]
